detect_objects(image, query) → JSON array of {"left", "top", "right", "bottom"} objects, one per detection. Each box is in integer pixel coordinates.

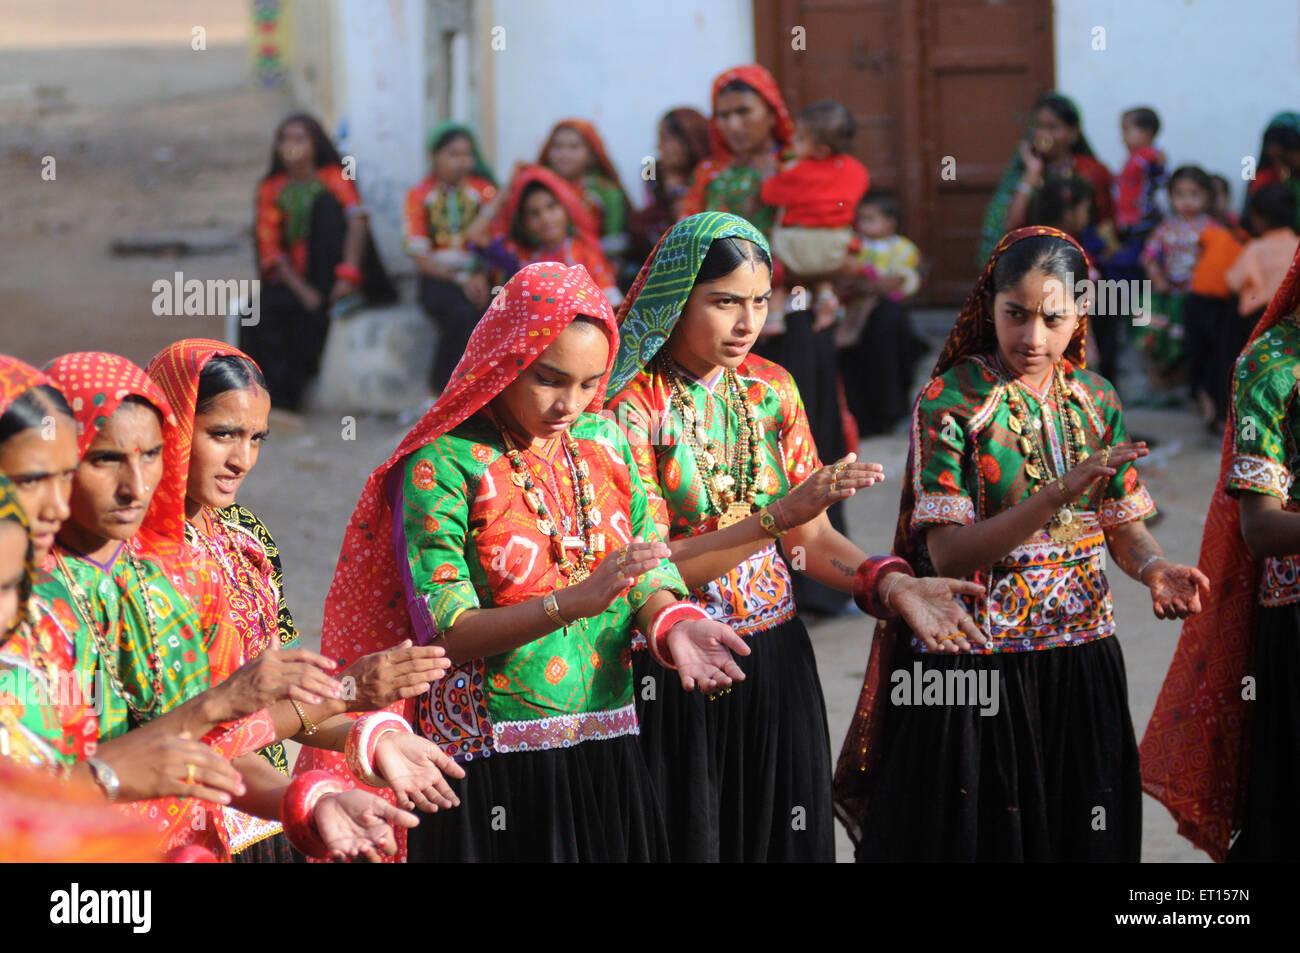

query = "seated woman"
[
  {"left": 295, "top": 262, "right": 751, "bottom": 862},
  {"left": 405, "top": 122, "right": 499, "bottom": 396},
  {"left": 242, "top": 113, "right": 396, "bottom": 413}
]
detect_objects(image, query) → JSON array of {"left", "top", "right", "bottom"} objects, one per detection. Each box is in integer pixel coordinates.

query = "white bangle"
[
  {"left": 1137, "top": 555, "right": 1164, "bottom": 582},
  {"left": 345, "top": 711, "right": 413, "bottom": 787}
]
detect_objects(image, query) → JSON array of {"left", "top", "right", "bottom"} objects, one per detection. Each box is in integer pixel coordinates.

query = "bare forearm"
[
  {"left": 667, "top": 514, "right": 776, "bottom": 589},
  {"left": 1005, "top": 187, "right": 1032, "bottom": 231},
  {"left": 782, "top": 513, "right": 868, "bottom": 592},
  {"left": 1238, "top": 493, "right": 1300, "bottom": 558},
  {"left": 227, "top": 753, "right": 290, "bottom": 820},
  {"left": 927, "top": 486, "right": 1065, "bottom": 577},
  {"left": 1104, "top": 520, "right": 1166, "bottom": 581}
]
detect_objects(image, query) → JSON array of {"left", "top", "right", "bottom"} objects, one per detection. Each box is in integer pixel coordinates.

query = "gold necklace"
[
  {"left": 1005, "top": 365, "right": 1089, "bottom": 542},
  {"left": 659, "top": 353, "right": 762, "bottom": 528}
]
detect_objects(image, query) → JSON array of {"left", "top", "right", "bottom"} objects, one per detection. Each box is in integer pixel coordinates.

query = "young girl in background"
[
  {"left": 405, "top": 123, "right": 498, "bottom": 396},
  {"left": 1138, "top": 166, "right": 1216, "bottom": 393},
  {"left": 481, "top": 165, "right": 622, "bottom": 306},
  {"left": 539, "top": 119, "right": 632, "bottom": 273}
]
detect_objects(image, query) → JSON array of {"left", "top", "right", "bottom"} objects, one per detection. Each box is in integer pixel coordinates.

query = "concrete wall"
[{"left": 1054, "top": 0, "right": 1300, "bottom": 211}]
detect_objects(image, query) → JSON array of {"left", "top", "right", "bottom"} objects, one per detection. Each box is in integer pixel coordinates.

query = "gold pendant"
[
  {"left": 510, "top": 471, "right": 528, "bottom": 487},
  {"left": 717, "top": 502, "right": 752, "bottom": 528},
  {"left": 1026, "top": 462, "right": 1042, "bottom": 481},
  {"left": 1048, "top": 507, "right": 1082, "bottom": 543},
  {"left": 1018, "top": 436, "right": 1034, "bottom": 456},
  {"left": 537, "top": 518, "right": 554, "bottom": 536},
  {"left": 1007, "top": 414, "right": 1023, "bottom": 434}
]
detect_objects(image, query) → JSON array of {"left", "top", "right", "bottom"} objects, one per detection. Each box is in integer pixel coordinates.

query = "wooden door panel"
[{"left": 756, "top": 0, "right": 1054, "bottom": 304}]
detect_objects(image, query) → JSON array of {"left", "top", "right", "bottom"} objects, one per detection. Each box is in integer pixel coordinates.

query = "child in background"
[
  {"left": 1113, "top": 107, "right": 1165, "bottom": 240},
  {"left": 405, "top": 123, "right": 498, "bottom": 396},
  {"left": 836, "top": 190, "right": 925, "bottom": 435},
  {"left": 1028, "top": 173, "right": 1095, "bottom": 240},
  {"left": 1228, "top": 184, "right": 1300, "bottom": 319},
  {"left": 479, "top": 164, "right": 622, "bottom": 306},
  {"left": 759, "top": 100, "right": 870, "bottom": 328},
  {"left": 1138, "top": 166, "right": 1216, "bottom": 392},
  {"left": 1185, "top": 188, "right": 1248, "bottom": 429},
  {"left": 1209, "top": 174, "right": 1241, "bottom": 229}
]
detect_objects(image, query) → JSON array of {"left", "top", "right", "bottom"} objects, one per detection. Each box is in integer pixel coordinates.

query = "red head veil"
[
  {"left": 293, "top": 262, "right": 618, "bottom": 860},
  {"left": 832, "top": 226, "right": 1090, "bottom": 843},
  {"left": 143, "top": 339, "right": 264, "bottom": 542},
  {"left": 538, "top": 118, "right": 625, "bottom": 191},
  {"left": 42, "top": 352, "right": 182, "bottom": 542},
  {"left": 0, "top": 356, "right": 53, "bottom": 418},
  {"left": 490, "top": 164, "right": 600, "bottom": 249},
  {"left": 708, "top": 63, "right": 795, "bottom": 158},
  {"left": 1140, "top": 244, "right": 1300, "bottom": 861}
]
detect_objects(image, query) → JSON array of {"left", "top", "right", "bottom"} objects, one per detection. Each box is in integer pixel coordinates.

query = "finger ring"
[
  {"left": 617, "top": 550, "right": 628, "bottom": 570},
  {"left": 829, "top": 478, "right": 838, "bottom": 492},
  {"left": 1100, "top": 447, "right": 1111, "bottom": 466},
  {"left": 185, "top": 763, "right": 195, "bottom": 783}
]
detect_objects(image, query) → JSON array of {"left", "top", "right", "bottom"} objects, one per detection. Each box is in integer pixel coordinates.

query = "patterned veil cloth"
[{"left": 1141, "top": 243, "right": 1300, "bottom": 860}]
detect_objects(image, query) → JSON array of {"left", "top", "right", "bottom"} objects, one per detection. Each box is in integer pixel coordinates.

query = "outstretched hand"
[{"left": 664, "top": 618, "right": 750, "bottom": 694}]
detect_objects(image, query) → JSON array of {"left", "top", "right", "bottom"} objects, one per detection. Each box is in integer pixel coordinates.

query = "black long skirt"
[
  {"left": 837, "top": 297, "right": 925, "bottom": 437},
  {"left": 406, "top": 735, "right": 669, "bottom": 862},
  {"left": 1227, "top": 601, "right": 1300, "bottom": 862},
  {"left": 633, "top": 615, "right": 836, "bottom": 862},
  {"left": 230, "top": 830, "right": 301, "bottom": 863},
  {"left": 418, "top": 275, "right": 481, "bottom": 394},
  {"left": 240, "top": 191, "right": 395, "bottom": 410},
  {"left": 856, "top": 636, "right": 1141, "bottom": 862}
]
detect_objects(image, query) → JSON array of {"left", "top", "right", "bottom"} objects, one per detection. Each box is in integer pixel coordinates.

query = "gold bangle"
[
  {"left": 758, "top": 505, "right": 788, "bottom": 539},
  {"left": 543, "top": 592, "right": 570, "bottom": 629},
  {"left": 290, "top": 698, "right": 318, "bottom": 736}
]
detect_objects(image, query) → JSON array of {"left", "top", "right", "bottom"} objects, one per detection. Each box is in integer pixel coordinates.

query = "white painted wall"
[
  {"left": 1054, "top": 0, "right": 1300, "bottom": 212},
  {"left": 487, "top": 0, "right": 755, "bottom": 206},
  {"left": 330, "top": 0, "right": 429, "bottom": 268}
]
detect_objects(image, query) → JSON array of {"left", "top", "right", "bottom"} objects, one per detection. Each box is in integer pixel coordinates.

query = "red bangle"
[
  {"left": 646, "top": 602, "right": 709, "bottom": 669},
  {"left": 854, "top": 555, "right": 914, "bottom": 618},
  {"left": 281, "top": 769, "right": 346, "bottom": 858},
  {"left": 334, "top": 262, "right": 363, "bottom": 284},
  {"left": 344, "top": 712, "right": 412, "bottom": 787}
]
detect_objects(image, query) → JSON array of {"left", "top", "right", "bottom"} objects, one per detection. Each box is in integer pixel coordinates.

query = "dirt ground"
[{"left": 3, "top": 9, "right": 1213, "bottom": 862}]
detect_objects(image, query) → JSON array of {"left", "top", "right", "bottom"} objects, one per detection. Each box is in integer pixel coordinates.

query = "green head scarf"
[
  {"left": 427, "top": 121, "right": 497, "bottom": 187},
  {"left": 608, "top": 211, "right": 769, "bottom": 395}
]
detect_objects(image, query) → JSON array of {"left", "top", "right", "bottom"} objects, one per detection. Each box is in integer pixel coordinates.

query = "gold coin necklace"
[
  {"left": 660, "top": 353, "right": 762, "bottom": 528},
  {"left": 1005, "top": 366, "right": 1089, "bottom": 543}
]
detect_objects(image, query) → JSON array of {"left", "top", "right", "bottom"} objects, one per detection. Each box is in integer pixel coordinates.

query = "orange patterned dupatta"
[
  {"left": 831, "top": 227, "right": 1089, "bottom": 842},
  {"left": 293, "top": 262, "right": 618, "bottom": 861},
  {"left": 145, "top": 338, "right": 283, "bottom": 681},
  {"left": 1140, "top": 244, "right": 1300, "bottom": 860}
]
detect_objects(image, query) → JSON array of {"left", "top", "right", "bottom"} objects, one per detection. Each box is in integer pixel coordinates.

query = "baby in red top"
[{"left": 760, "top": 100, "right": 869, "bottom": 326}]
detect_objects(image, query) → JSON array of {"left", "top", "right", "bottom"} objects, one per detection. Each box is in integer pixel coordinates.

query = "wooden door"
[{"left": 755, "top": 0, "right": 1055, "bottom": 304}]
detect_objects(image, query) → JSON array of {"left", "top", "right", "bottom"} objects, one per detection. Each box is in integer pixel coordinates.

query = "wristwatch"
[
  {"left": 758, "top": 505, "right": 788, "bottom": 539},
  {"left": 85, "top": 756, "right": 121, "bottom": 802}
]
